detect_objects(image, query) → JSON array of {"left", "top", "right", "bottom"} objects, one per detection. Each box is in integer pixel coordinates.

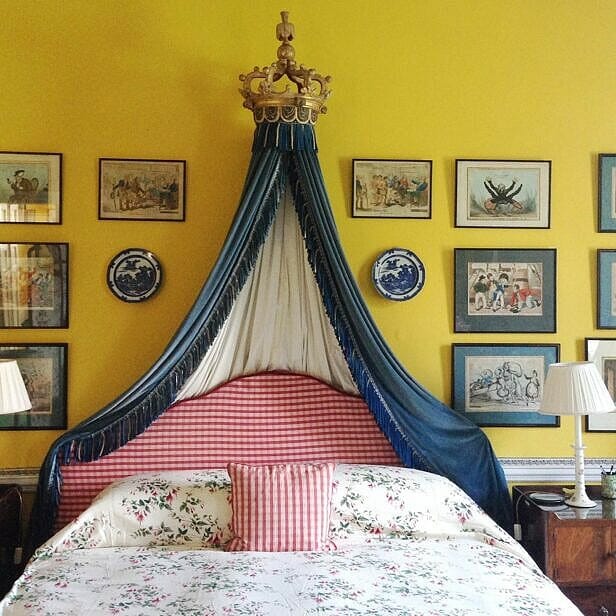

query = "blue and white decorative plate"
[
  {"left": 372, "top": 248, "right": 425, "bottom": 301},
  {"left": 107, "top": 248, "right": 162, "bottom": 302}
]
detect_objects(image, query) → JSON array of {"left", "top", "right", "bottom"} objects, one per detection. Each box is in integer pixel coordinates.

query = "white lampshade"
[
  {"left": 539, "top": 361, "right": 615, "bottom": 508},
  {"left": 539, "top": 361, "right": 615, "bottom": 416},
  {"left": 0, "top": 360, "right": 32, "bottom": 415}
]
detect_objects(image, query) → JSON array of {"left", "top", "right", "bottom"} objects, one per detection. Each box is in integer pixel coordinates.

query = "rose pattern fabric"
[{"left": 0, "top": 465, "right": 582, "bottom": 615}]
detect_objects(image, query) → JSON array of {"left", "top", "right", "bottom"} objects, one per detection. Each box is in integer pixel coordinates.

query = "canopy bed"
[{"left": 0, "top": 12, "right": 581, "bottom": 615}]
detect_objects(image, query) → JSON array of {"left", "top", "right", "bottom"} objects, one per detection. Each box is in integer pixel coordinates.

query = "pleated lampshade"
[
  {"left": 0, "top": 360, "right": 32, "bottom": 415},
  {"left": 540, "top": 361, "right": 615, "bottom": 416}
]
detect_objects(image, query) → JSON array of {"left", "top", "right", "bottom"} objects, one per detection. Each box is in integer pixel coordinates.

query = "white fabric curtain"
[{"left": 176, "top": 189, "right": 358, "bottom": 401}]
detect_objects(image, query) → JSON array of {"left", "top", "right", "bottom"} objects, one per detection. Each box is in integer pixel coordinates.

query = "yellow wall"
[{"left": 1, "top": 0, "right": 615, "bottom": 468}]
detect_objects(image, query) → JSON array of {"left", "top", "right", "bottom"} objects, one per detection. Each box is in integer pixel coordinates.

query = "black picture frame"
[
  {"left": 0, "top": 151, "right": 62, "bottom": 224},
  {"left": 454, "top": 248, "right": 556, "bottom": 333},
  {"left": 0, "top": 343, "right": 67, "bottom": 430},
  {"left": 451, "top": 342, "right": 560, "bottom": 427},
  {"left": 0, "top": 242, "right": 68, "bottom": 328},
  {"left": 455, "top": 159, "right": 551, "bottom": 229},
  {"left": 352, "top": 158, "right": 432, "bottom": 219},
  {"left": 98, "top": 158, "right": 186, "bottom": 222}
]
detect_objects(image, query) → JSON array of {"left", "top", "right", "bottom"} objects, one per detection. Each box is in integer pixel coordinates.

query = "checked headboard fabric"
[{"left": 56, "top": 371, "right": 400, "bottom": 529}]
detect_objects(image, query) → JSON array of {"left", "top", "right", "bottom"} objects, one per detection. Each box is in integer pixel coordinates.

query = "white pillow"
[{"left": 46, "top": 469, "right": 233, "bottom": 552}]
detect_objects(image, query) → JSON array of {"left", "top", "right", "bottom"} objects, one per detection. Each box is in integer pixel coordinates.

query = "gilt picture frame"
[
  {"left": 0, "top": 343, "right": 67, "bottom": 430},
  {"left": 99, "top": 158, "right": 186, "bottom": 221},
  {"left": 585, "top": 337, "right": 616, "bottom": 432},
  {"left": 0, "top": 151, "right": 62, "bottom": 224},
  {"left": 0, "top": 242, "right": 68, "bottom": 328},
  {"left": 598, "top": 154, "right": 616, "bottom": 232},
  {"left": 455, "top": 159, "right": 551, "bottom": 228},
  {"left": 451, "top": 343, "right": 560, "bottom": 427},
  {"left": 454, "top": 248, "right": 556, "bottom": 333},
  {"left": 352, "top": 158, "right": 432, "bottom": 219}
]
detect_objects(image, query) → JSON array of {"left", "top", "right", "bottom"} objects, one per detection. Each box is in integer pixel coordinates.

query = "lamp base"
[{"left": 565, "top": 494, "right": 597, "bottom": 508}]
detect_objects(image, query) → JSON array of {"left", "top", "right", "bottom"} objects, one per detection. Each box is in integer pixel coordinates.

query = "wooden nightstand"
[
  {"left": 513, "top": 484, "right": 616, "bottom": 616},
  {"left": 0, "top": 484, "right": 22, "bottom": 597}
]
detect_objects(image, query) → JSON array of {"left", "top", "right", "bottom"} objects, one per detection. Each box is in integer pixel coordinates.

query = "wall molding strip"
[
  {"left": 1, "top": 459, "right": 616, "bottom": 492},
  {"left": 499, "top": 457, "right": 616, "bottom": 483}
]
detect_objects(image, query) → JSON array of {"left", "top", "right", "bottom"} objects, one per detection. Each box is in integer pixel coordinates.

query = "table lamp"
[
  {"left": 0, "top": 360, "right": 31, "bottom": 416},
  {"left": 539, "top": 361, "right": 616, "bottom": 508}
]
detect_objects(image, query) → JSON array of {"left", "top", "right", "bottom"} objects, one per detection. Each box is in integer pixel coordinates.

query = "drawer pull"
[{"left": 607, "top": 551, "right": 616, "bottom": 559}]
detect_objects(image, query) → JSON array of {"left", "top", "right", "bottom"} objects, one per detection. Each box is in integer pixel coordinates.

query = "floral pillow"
[
  {"left": 47, "top": 469, "right": 233, "bottom": 552},
  {"left": 328, "top": 464, "right": 512, "bottom": 546}
]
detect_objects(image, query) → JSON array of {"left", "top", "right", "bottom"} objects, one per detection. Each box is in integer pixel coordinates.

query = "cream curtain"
[{"left": 176, "top": 189, "right": 358, "bottom": 400}]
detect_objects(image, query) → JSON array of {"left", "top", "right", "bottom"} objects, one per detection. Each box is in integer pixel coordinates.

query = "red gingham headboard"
[{"left": 56, "top": 372, "right": 401, "bottom": 529}]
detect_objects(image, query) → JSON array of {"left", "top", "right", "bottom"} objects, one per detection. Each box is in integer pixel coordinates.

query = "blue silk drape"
[{"left": 28, "top": 121, "right": 512, "bottom": 552}]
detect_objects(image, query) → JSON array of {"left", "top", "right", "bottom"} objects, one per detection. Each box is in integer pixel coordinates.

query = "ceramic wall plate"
[
  {"left": 107, "top": 248, "right": 162, "bottom": 302},
  {"left": 372, "top": 248, "right": 425, "bottom": 301}
]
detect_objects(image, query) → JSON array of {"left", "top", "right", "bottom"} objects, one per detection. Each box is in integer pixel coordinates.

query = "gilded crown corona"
[{"left": 239, "top": 11, "right": 332, "bottom": 125}]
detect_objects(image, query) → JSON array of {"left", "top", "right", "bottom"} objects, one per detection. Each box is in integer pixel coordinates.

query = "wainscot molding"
[
  {"left": 499, "top": 457, "right": 616, "bottom": 483},
  {"left": 0, "top": 468, "right": 39, "bottom": 493},
  {"left": 2, "top": 461, "right": 616, "bottom": 491}
]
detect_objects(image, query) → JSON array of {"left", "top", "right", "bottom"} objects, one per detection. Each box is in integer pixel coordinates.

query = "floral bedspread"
[{"left": 0, "top": 465, "right": 581, "bottom": 615}]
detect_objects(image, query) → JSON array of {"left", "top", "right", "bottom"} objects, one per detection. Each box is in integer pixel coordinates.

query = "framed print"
[
  {"left": 0, "top": 242, "right": 68, "bottom": 328},
  {"left": 352, "top": 158, "right": 432, "bottom": 219},
  {"left": 598, "top": 154, "right": 616, "bottom": 232},
  {"left": 597, "top": 249, "right": 616, "bottom": 328},
  {"left": 585, "top": 338, "right": 616, "bottom": 431},
  {"left": 455, "top": 159, "right": 551, "bottom": 228},
  {"left": 0, "top": 152, "right": 62, "bottom": 223},
  {"left": 0, "top": 343, "right": 67, "bottom": 430},
  {"left": 99, "top": 158, "right": 186, "bottom": 221},
  {"left": 454, "top": 248, "right": 556, "bottom": 333},
  {"left": 452, "top": 343, "right": 560, "bottom": 427}
]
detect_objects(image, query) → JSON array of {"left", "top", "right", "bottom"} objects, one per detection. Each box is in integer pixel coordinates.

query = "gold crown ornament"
[{"left": 239, "top": 11, "right": 332, "bottom": 125}]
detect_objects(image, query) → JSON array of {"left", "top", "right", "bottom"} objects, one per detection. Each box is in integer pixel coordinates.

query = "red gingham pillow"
[{"left": 227, "top": 461, "right": 335, "bottom": 552}]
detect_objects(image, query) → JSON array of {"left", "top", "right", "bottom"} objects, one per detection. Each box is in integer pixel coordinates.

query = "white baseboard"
[{"left": 499, "top": 457, "right": 616, "bottom": 483}]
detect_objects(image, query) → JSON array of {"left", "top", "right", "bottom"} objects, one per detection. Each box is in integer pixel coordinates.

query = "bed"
[
  {"left": 2, "top": 462, "right": 579, "bottom": 615},
  {"left": 2, "top": 373, "right": 581, "bottom": 615}
]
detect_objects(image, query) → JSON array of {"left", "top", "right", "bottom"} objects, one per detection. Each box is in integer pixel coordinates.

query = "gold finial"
[{"left": 239, "top": 11, "right": 332, "bottom": 125}]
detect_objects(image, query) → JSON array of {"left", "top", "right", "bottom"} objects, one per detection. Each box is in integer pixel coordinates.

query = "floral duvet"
[{"left": 0, "top": 465, "right": 581, "bottom": 615}]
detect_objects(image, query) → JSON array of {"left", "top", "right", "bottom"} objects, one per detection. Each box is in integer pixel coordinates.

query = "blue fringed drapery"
[{"left": 29, "top": 121, "right": 512, "bottom": 551}]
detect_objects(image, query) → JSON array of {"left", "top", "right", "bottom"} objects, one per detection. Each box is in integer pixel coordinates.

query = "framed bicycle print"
[
  {"left": 454, "top": 248, "right": 556, "bottom": 333},
  {"left": 452, "top": 343, "right": 560, "bottom": 427}
]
